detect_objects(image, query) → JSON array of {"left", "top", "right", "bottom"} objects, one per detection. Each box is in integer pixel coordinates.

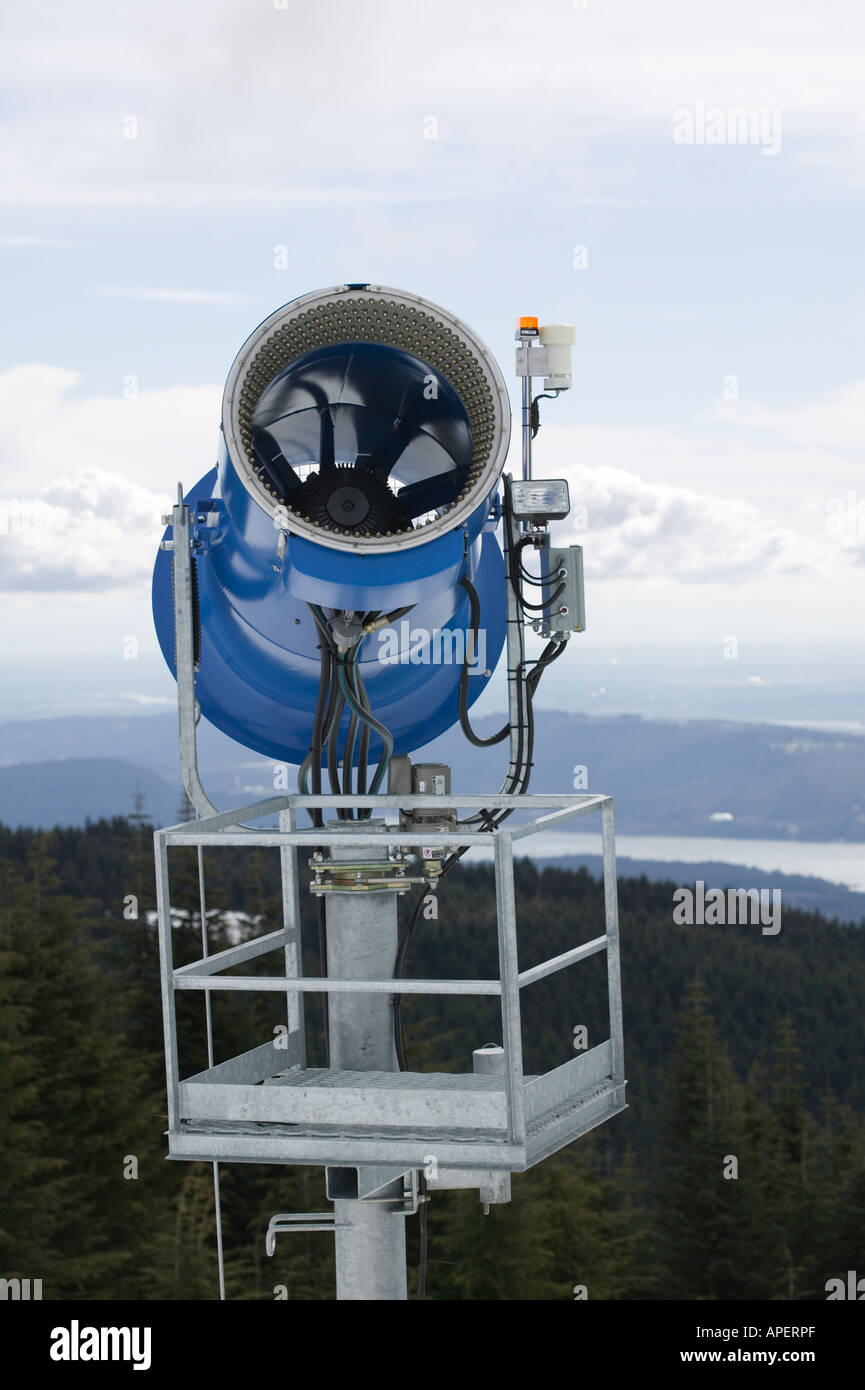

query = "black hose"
[
  {"left": 337, "top": 658, "right": 393, "bottom": 795},
  {"left": 308, "top": 638, "right": 332, "bottom": 828},
  {"left": 393, "top": 889, "right": 427, "bottom": 1071},
  {"left": 326, "top": 685, "right": 346, "bottom": 815},
  {"left": 351, "top": 662, "right": 371, "bottom": 806},
  {"left": 341, "top": 699, "right": 358, "bottom": 804},
  {"left": 456, "top": 574, "right": 509, "bottom": 748}
]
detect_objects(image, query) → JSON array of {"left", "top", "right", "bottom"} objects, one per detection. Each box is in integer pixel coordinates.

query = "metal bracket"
[
  {"left": 167, "top": 483, "right": 219, "bottom": 818},
  {"left": 514, "top": 341, "right": 549, "bottom": 379},
  {"left": 265, "top": 1211, "right": 346, "bottom": 1256}
]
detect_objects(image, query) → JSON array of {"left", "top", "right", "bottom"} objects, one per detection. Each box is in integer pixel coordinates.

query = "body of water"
[{"left": 470, "top": 832, "right": 865, "bottom": 892}]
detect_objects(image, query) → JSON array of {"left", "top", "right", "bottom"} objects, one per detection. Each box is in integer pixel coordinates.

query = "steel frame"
[{"left": 154, "top": 790, "right": 626, "bottom": 1174}]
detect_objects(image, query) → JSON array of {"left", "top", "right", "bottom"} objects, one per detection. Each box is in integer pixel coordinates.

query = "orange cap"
[{"left": 518, "top": 315, "right": 539, "bottom": 330}]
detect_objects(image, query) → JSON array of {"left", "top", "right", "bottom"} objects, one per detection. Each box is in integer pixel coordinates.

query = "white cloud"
[
  {"left": 1, "top": 0, "right": 864, "bottom": 210},
  {"left": 0, "top": 358, "right": 862, "bottom": 601},
  {"left": 710, "top": 379, "right": 865, "bottom": 451},
  {"left": 0, "top": 364, "right": 220, "bottom": 592},
  {"left": 0, "top": 364, "right": 220, "bottom": 496},
  {"left": 0, "top": 467, "right": 166, "bottom": 591},
  {"left": 551, "top": 461, "right": 811, "bottom": 582}
]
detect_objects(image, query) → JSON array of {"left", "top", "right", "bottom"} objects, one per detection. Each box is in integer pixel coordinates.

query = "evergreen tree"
[
  {"left": 0, "top": 843, "right": 170, "bottom": 1297},
  {"left": 655, "top": 976, "right": 763, "bottom": 1298}
]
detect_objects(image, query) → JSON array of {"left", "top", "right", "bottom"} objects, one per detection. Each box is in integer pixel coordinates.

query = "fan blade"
[
  {"left": 397, "top": 467, "right": 469, "bottom": 519},
  {"left": 318, "top": 406, "right": 335, "bottom": 470},
  {"left": 251, "top": 430, "right": 303, "bottom": 495}
]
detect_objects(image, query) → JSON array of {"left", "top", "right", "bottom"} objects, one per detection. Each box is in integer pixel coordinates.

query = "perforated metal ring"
[{"left": 222, "top": 284, "right": 511, "bottom": 554}]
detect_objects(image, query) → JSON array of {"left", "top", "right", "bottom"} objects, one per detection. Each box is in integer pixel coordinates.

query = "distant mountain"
[
  {"left": 550, "top": 854, "right": 865, "bottom": 927},
  {"left": 1, "top": 708, "right": 864, "bottom": 842},
  {"left": 0, "top": 758, "right": 178, "bottom": 830}
]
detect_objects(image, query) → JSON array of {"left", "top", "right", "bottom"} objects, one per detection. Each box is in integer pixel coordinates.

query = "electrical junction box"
[
  {"left": 410, "top": 764, "right": 455, "bottom": 831},
  {"left": 389, "top": 758, "right": 455, "bottom": 831},
  {"left": 412, "top": 764, "right": 450, "bottom": 797},
  {"left": 539, "top": 544, "right": 585, "bottom": 637}
]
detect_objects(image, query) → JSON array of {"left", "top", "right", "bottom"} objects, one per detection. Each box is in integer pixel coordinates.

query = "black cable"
[
  {"left": 393, "top": 889, "right": 427, "bottom": 1071},
  {"left": 307, "top": 605, "right": 344, "bottom": 817},
  {"left": 515, "top": 581, "right": 567, "bottom": 612},
  {"left": 326, "top": 684, "right": 347, "bottom": 816},
  {"left": 337, "top": 656, "right": 394, "bottom": 796},
  {"left": 303, "top": 605, "right": 339, "bottom": 1054},
  {"left": 484, "top": 501, "right": 537, "bottom": 788},
  {"left": 383, "top": 603, "right": 417, "bottom": 625},
  {"left": 351, "top": 662, "right": 371, "bottom": 812},
  {"left": 309, "top": 641, "right": 331, "bottom": 828},
  {"left": 341, "top": 653, "right": 359, "bottom": 811},
  {"left": 527, "top": 637, "right": 566, "bottom": 695},
  {"left": 353, "top": 669, "right": 370, "bottom": 794},
  {"left": 396, "top": 639, "right": 566, "bottom": 1060},
  {"left": 510, "top": 532, "right": 566, "bottom": 613},
  {"left": 456, "top": 574, "right": 509, "bottom": 748},
  {"left": 450, "top": 482, "right": 567, "bottom": 848},
  {"left": 530, "top": 390, "right": 560, "bottom": 438},
  {"left": 394, "top": 489, "right": 566, "bottom": 1296},
  {"left": 514, "top": 534, "right": 549, "bottom": 586}
]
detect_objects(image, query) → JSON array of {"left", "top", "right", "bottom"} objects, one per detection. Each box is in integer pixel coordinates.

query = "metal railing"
[{"left": 154, "top": 791, "right": 625, "bottom": 1160}]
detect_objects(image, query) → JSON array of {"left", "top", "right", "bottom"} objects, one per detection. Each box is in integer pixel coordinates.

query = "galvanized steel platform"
[{"left": 155, "top": 792, "right": 627, "bottom": 1177}]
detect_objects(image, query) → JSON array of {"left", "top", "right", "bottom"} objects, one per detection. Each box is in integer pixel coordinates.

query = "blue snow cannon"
[{"left": 152, "top": 285, "right": 512, "bottom": 768}]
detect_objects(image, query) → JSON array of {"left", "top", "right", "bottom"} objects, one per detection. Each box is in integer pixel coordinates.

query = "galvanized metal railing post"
[
  {"left": 279, "top": 806, "right": 306, "bottom": 1060},
  {"left": 494, "top": 831, "right": 527, "bottom": 1146},
  {"left": 154, "top": 831, "right": 181, "bottom": 1134},
  {"left": 601, "top": 800, "right": 626, "bottom": 1095}
]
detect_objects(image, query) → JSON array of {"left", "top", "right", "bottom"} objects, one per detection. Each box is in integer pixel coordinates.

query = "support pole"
[{"left": 325, "top": 831, "right": 408, "bottom": 1301}]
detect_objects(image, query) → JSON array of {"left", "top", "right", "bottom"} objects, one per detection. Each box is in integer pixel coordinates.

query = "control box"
[{"left": 539, "top": 544, "right": 585, "bottom": 637}]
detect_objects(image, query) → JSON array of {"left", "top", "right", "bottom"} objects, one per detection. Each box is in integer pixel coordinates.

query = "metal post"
[
  {"left": 196, "top": 846, "right": 226, "bottom": 1302},
  {"left": 278, "top": 808, "right": 306, "bottom": 1059},
  {"left": 154, "top": 832, "right": 180, "bottom": 1133},
  {"left": 493, "top": 832, "right": 527, "bottom": 1146},
  {"left": 521, "top": 369, "right": 532, "bottom": 481},
  {"left": 602, "top": 800, "right": 626, "bottom": 1100},
  {"left": 167, "top": 487, "right": 218, "bottom": 818},
  {"left": 502, "top": 489, "right": 526, "bottom": 792},
  {"left": 325, "top": 831, "right": 408, "bottom": 1301}
]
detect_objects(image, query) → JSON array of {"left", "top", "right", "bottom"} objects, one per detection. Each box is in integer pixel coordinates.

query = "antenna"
[{"left": 151, "top": 285, "right": 625, "bottom": 1301}]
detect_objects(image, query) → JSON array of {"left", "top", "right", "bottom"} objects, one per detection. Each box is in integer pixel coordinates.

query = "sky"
[{"left": 1, "top": 0, "right": 864, "bottom": 723}]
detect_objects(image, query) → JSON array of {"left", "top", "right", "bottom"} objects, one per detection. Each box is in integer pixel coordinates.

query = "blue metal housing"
[{"left": 152, "top": 309, "right": 509, "bottom": 765}]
